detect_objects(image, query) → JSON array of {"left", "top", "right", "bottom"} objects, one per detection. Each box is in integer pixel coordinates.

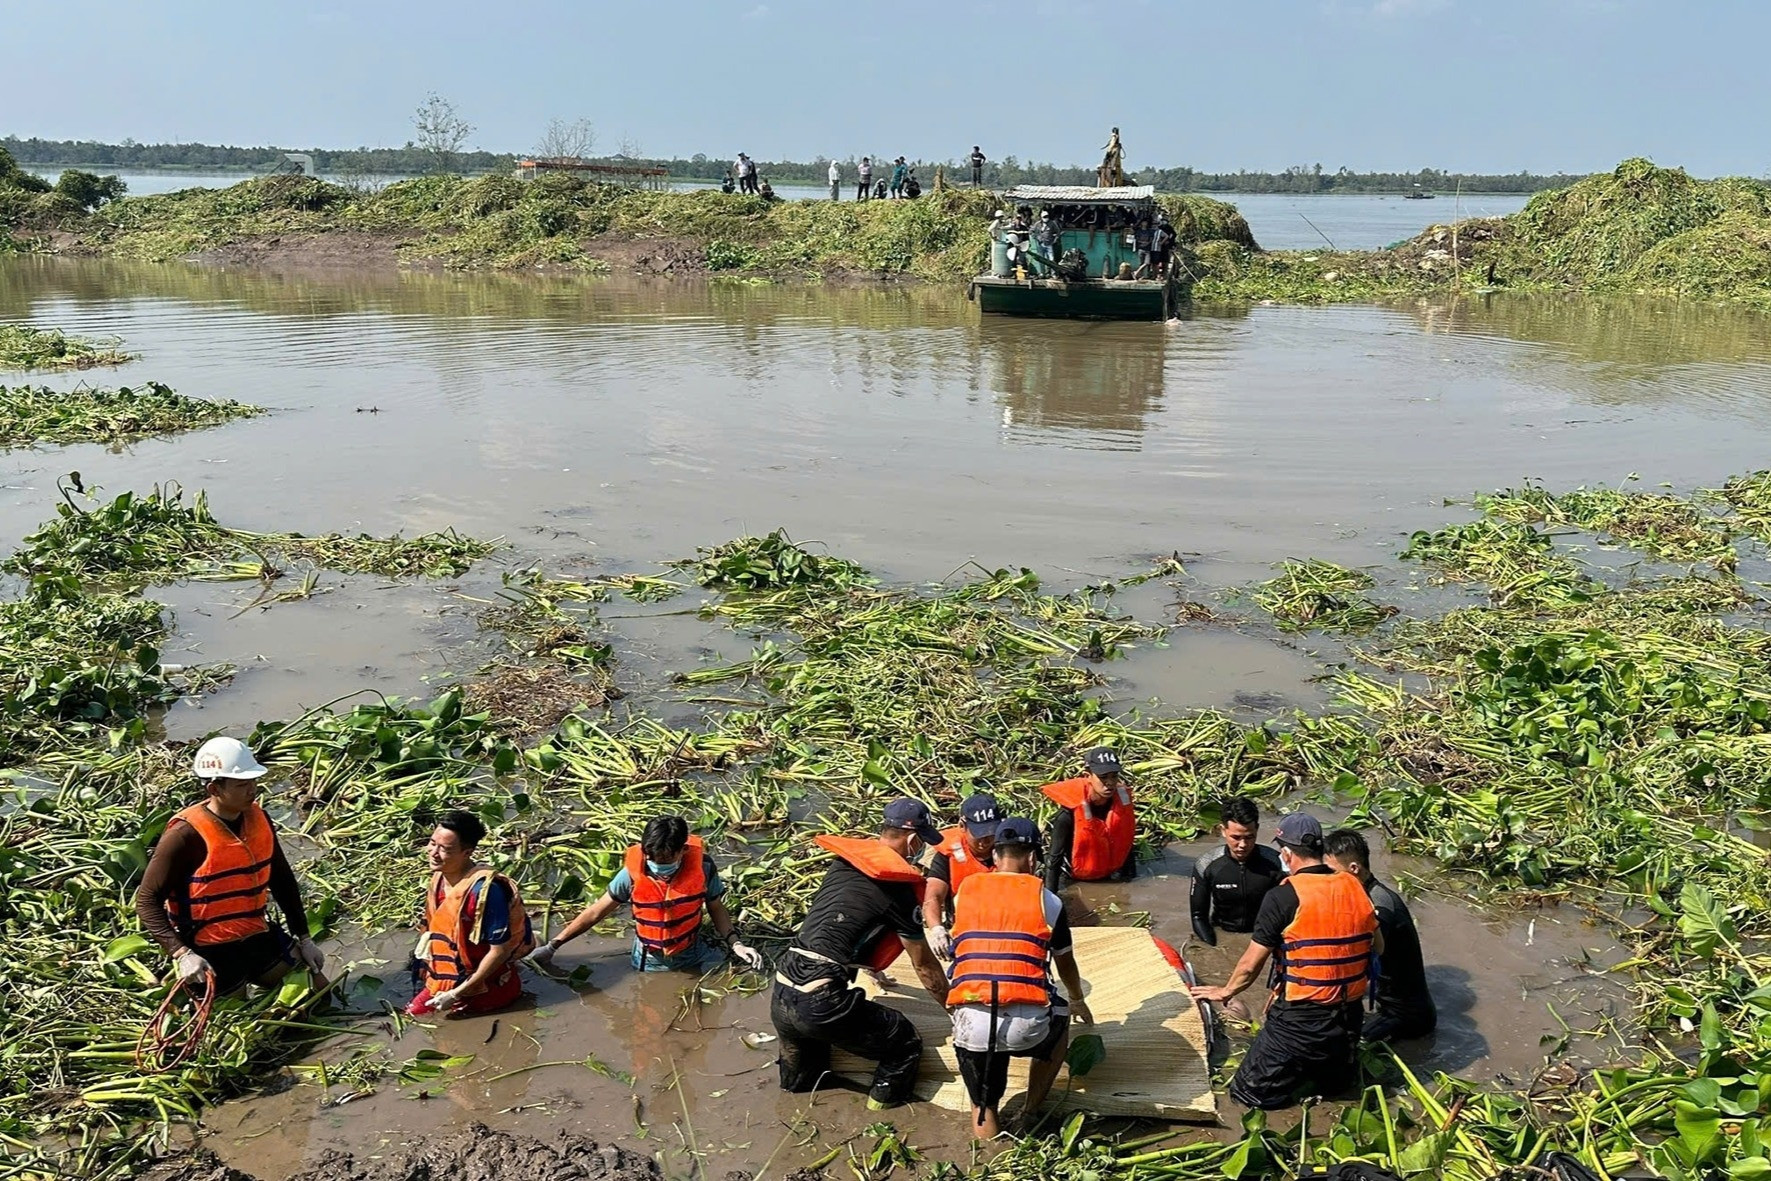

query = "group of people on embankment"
[{"left": 136, "top": 738, "right": 1436, "bottom": 1141}]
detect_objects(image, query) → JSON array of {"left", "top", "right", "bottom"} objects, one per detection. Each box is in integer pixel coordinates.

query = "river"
[{"left": 3, "top": 255, "right": 1767, "bottom": 1176}]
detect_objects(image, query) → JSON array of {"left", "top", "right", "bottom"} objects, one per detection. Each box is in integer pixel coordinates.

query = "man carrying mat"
[
  {"left": 771, "top": 798, "right": 952, "bottom": 1109},
  {"left": 947, "top": 818, "right": 1092, "bottom": 1139}
]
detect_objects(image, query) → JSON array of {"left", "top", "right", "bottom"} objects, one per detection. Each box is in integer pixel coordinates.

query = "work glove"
[
  {"left": 430, "top": 986, "right": 467, "bottom": 1013},
  {"left": 730, "top": 941, "right": 764, "bottom": 971},
  {"left": 411, "top": 931, "right": 431, "bottom": 964},
  {"left": 296, "top": 936, "right": 326, "bottom": 974},
  {"left": 927, "top": 925, "right": 953, "bottom": 960},
  {"left": 524, "top": 940, "right": 561, "bottom": 971},
  {"left": 175, "top": 950, "right": 213, "bottom": 987}
]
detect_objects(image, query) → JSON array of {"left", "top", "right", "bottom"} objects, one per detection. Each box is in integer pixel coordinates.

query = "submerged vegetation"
[
  {"left": 0, "top": 381, "right": 261, "bottom": 447},
  {"left": 3, "top": 467, "right": 1771, "bottom": 1179},
  {"left": 0, "top": 324, "right": 135, "bottom": 371}
]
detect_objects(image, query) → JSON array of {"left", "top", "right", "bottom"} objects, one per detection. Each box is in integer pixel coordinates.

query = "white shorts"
[{"left": 951, "top": 999, "right": 1067, "bottom": 1052}]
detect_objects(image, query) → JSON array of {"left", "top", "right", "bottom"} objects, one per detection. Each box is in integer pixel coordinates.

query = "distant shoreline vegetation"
[{"left": 3, "top": 135, "right": 1588, "bottom": 195}]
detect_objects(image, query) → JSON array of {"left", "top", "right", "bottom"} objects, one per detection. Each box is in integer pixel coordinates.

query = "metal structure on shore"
[{"left": 513, "top": 157, "right": 669, "bottom": 189}]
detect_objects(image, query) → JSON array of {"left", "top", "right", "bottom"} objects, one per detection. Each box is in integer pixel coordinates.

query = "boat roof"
[{"left": 1002, "top": 184, "right": 1156, "bottom": 206}]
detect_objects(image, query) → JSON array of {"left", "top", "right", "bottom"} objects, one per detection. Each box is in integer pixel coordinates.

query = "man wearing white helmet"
[{"left": 133, "top": 736, "right": 326, "bottom": 994}]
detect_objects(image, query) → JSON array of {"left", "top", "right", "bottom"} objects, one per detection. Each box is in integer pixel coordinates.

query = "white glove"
[
  {"left": 730, "top": 941, "right": 764, "bottom": 971},
  {"left": 175, "top": 950, "right": 213, "bottom": 987},
  {"left": 431, "top": 986, "right": 467, "bottom": 1012},
  {"left": 411, "top": 931, "right": 431, "bottom": 963},
  {"left": 927, "top": 925, "right": 953, "bottom": 960},
  {"left": 524, "top": 941, "right": 559, "bottom": 970},
  {"left": 296, "top": 936, "right": 325, "bottom": 974}
]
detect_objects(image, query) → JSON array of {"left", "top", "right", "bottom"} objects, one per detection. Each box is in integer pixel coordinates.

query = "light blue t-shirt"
[{"left": 608, "top": 856, "right": 729, "bottom": 972}]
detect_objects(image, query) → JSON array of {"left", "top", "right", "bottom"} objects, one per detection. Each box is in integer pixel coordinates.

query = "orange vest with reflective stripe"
[
  {"left": 423, "top": 868, "right": 535, "bottom": 992},
  {"left": 947, "top": 872, "right": 1053, "bottom": 1008},
  {"left": 1278, "top": 870, "right": 1376, "bottom": 1004},
  {"left": 937, "top": 826, "right": 993, "bottom": 893},
  {"left": 168, "top": 802, "right": 274, "bottom": 947},
  {"left": 624, "top": 836, "right": 708, "bottom": 960},
  {"left": 814, "top": 834, "right": 927, "bottom": 971},
  {"left": 1042, "top": 777, "right": 1135, "bottom": 880}
]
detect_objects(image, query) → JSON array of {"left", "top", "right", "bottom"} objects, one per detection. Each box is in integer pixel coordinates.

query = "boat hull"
[{"left": 971, "top": 276, "right": 1176, "bottom": 321}]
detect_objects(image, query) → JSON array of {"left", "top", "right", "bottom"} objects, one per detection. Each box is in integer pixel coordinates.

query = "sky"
[{"left": 3, "top": 0, "right": 1767, "bottom": 176}]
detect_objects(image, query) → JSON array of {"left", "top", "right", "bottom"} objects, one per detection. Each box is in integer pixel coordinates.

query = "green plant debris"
[
  {"left": 1400, "top": 518, "right": 1602, "bottom": 607},
  {"left": 8, "top": 479, "right": 1771, "bottom": 1178},
  {"left": 0, "top": 324, "right": 135, "bottom": 371},
  {"left": 1476, "top": 482, "right": 1737, "bottom": 569},
  {"left": 0, "top": 381, "right": 262, "bottom": 447},
  {"left": 1712, "top": 469, "right": 1771, "bottom": 543},
  {"left": 1251, "top": 559, "right": 1398, "bottom": 633},
  {"left": 4, "top": 479, "right": 498, "bottom": 586}
]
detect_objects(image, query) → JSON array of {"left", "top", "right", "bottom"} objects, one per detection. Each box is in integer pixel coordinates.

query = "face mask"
[{"left": 646, "top": 859, "right": 682, "bottom": 878}]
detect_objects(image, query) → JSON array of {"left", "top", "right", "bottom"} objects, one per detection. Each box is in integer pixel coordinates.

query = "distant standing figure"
[
  {"left": 857, "top": 157, "right": 873, "bottom": 202},
  {"left": 970, "top": 145, "right": 986, "bottom": 186},
  {"left": 737, "top": 153, "right": 758, "bottom": 195},
  {"left": 828, "top": 159, "right": 842, "bottom": 201},
  {"left": 1098, "top": 127, "right": 1124, "bottom": 188},
  {"left": 890, "top": 157, "right": 908, "bottom": 199},
  {"left": 1151, "top": 211, "right": 1175, "bottom": 278}
]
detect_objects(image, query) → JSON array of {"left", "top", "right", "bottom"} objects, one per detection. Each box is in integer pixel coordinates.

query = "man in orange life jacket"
[
  {"left": 921, "top": 792, "right": 1001, "bottom": 959},
  {"left": 947, "top": 818, "right": 1093, "bottom": 1139},
  {"left": 134, "top": 737, "right": 325, "bottom": 995},
  {"left": 525, "top": 816, "right": 763, "bottom": 974},
  {"left": 1041, "top": 747, "right": 1137, "bottom": 893},
  {"left": 407, "top": 810, "right": 536, "bottom": 1017},
  {"left": 771, "top": 798, "right": 952, "bottom": 1110},
  {"left": 1188, "top": 813, "right": 1383, "bottom": 1109}
]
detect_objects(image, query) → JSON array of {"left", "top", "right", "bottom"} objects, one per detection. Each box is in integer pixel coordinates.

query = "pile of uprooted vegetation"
[
  {"left": 18, "top": 171, "right": 1255, "bottom": 280},
  {"left": 1191, "top": 158, "right": 1771, "bottom": 309}
]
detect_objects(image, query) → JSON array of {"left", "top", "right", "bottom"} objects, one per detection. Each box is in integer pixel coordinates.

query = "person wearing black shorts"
[{"left": 947, "top": 819, "right": 1093, "bottom": 1138}]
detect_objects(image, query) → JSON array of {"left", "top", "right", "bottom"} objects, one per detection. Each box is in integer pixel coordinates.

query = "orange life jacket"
[
  {"left": 624, "top": 835, "right": 708, "bottom": 961},
  {"left": 167, "top": 802, "right": 275, "bottom": 947},
  {"left": 423, "top": 867, "right": 535, "bottom": 993},
  {"left": 937, "top": 826, "right": 994, "bottom": 894},
  {"left": 1278, "top": 870, "right": 1377, "bottom": 1004},
  {"left": 1041, "top": 776, "right": 1136, "bottom": 880},
  {"left": 814, "top": 834, "right": 927, "bottom": 971},
  {"left": 946, "top": 872, "right": 1053, "bottom": 1009}
]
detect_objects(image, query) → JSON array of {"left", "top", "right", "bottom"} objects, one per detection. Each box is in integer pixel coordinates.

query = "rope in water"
[{"left": 135, "top": 970, "right": 216, "bottom": 1072}]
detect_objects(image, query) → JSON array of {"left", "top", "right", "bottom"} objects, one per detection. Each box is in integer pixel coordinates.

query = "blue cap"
[
  {"left": 881, "top": 797, "right": 943, "bottom": 845},
  {"left": 994, "top": 817, "right": 1040, "bottom": 848},
  {"left": 1274, "top": 812, "right": 1324, "bottom": 852},
  {"left": 961, "top": 793, "right": 1001, "bottom": 838}
]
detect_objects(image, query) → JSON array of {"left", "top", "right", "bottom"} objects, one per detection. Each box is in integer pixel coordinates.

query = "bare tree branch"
[
  {"left": 535, "top": 117, "right": 596, "bottom": 161},
  {"left": 412, "top": 93, "right": 474, "bottom": 174}
]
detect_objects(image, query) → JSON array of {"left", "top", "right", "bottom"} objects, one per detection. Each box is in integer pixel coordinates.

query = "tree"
[
  {"left": 534, "top": 117, "right": 595, "bottom": 161},
  {"left": 412, "top": 93, "right": 474, "bottom": 174},
  {"left": 54, "top": 170, "right": 127, "bottom": 210}
]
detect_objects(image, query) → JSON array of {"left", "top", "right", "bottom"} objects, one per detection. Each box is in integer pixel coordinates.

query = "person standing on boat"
[
  {"left": 1324, "top": 828, "right": 1436, "bottom": 1043},
  {"left": 1098, "top": 127, "right": 1125, "bottom": 187},
  {"left": 1189, "top": 813, "right": 1382, "bottom": 1109},
  {"left": 1132, "top": 216, "right": 1156, "bottom": 279},
  {"left": 1041, "top": 747, "right": 1138, "bottom": 890},
  {"left": 970, "top": 145, "right": 987, "bottom": 186},
  {"left": 134, "top": 737, "right": 326, "bottom": 996},
  {"left": 1032, "top": 209, "right": 1063, "bottom": 275},
  {"left": 409, "top": 810, "right": 535, "bottom": 1017},
  {"left": 857, "top": 157, "right": 873, "bottom": 202},
  {"left": 828, "top": 159, "right": 842, "bottom": 201},
  {"left": 525, "top": 816, "right": 763, "bottom": 974},
  {"left": 1151, "top": 211, "right": 1175, "bottom": 278},
  {"left": 771, "top": 798, "right": 951, "bottom": 1110}
]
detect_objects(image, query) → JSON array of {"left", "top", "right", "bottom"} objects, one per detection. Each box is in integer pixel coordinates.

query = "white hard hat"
[{"left": 193, "top": 736, "right": 268, "bottom": 781}]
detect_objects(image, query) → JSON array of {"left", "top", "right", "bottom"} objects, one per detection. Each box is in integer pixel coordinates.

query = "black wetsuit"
[
  {"left": 1366, "top": 879, "right": 1436, "bottom": 1042},
  {"left": 1189, "top": 843, "right": 1284, "bottom": 945}
]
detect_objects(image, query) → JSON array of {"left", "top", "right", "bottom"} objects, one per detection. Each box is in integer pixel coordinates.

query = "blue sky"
[{"left": 3, "top": 0, "right": 1765, "bottom": 175}]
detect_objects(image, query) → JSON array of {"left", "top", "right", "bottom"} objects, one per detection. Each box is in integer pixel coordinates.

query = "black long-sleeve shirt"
[
  {"left": 1042, "top": 807, "right": 1138, "bottom": 893},
  {"left": 134, "top": 809, "right": 309, "bottom": 955},
  {"left": 1369, "top": 879, "right": 1435, "bottom": 1022},
  {"left": 1188, "top": 844, "right": 1285, "bottom": 945}
]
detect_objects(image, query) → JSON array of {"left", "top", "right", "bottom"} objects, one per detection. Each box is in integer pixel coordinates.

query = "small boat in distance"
[
  {"left": 969, "top": 185, "right": 1185, "bottom": 320},
  {"left": 1405, "top": 184, "right": 1436, "bottom": 200}
]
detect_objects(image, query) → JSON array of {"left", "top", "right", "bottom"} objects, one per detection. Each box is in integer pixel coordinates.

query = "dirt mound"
[{"left": 140, "top": 1124, "right": 662, "bottom": 1181}]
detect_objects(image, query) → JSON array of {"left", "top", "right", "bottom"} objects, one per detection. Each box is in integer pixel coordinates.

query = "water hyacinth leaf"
[
  {"left": 1677, "top": 883, "right": 1738, "bottom": 958},
  {"left": 101, "top": 934, "right": 152, "bottom": 964},
  {"left": 1065, "top": 1032, "right": 1106, "bottom": 1078},
  {"left": 1060, "top": 1111, "right": 1086, "bottom": 1155}
]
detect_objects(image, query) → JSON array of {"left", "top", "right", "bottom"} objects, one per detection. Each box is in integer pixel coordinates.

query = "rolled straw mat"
[{"left": 831, "top": 926, "right": 1218, "bottom": 1120}]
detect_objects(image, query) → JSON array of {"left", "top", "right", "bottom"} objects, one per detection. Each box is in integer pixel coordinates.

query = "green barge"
[{"left": 969, "top": 185, "right": 1186, "bottom": 321}]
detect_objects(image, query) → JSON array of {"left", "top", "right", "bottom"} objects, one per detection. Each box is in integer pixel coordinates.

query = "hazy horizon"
[{"left": 3, "top": 0, "right": 1766, "bottom": 178}]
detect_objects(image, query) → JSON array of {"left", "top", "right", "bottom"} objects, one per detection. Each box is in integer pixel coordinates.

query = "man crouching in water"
[{"left": 771, "top": 798, "right": 951, "bottom": 1109}]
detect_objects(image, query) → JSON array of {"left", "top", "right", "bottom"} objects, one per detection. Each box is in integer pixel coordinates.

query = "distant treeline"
[{"left": 5, "top": 136, "right": 1588, "bottom": 194}]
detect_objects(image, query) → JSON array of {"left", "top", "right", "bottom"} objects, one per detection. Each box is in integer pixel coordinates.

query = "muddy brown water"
[{"left": 3, "top": 257, "right": 1764, "bottom": 1174}]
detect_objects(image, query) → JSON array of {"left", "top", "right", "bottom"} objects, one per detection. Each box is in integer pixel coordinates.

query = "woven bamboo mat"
[{"left": 831, "top": 926, "right": 1218, "bottom": 1120}]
